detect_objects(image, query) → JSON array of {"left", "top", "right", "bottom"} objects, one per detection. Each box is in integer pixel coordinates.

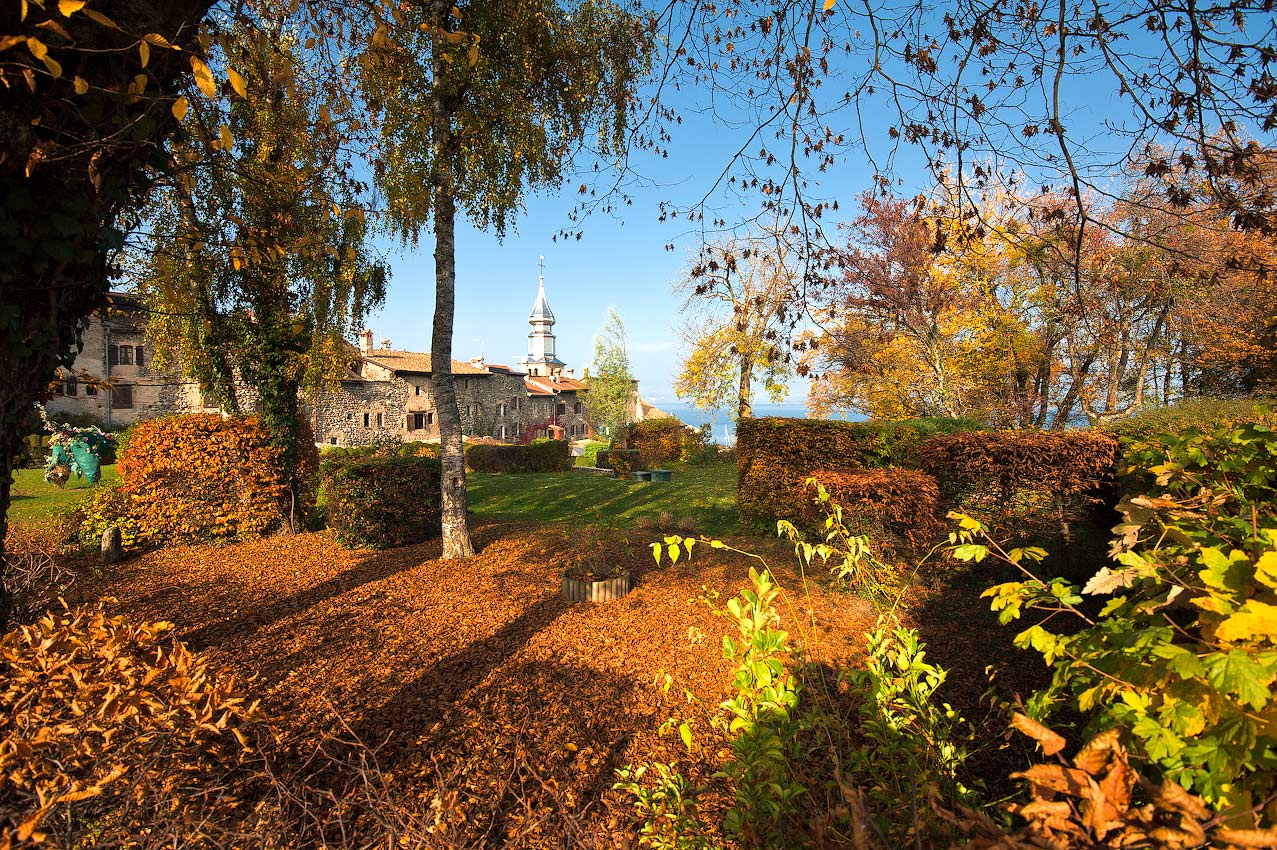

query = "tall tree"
[
  {"left": 674, "top": 232, "right": 796, "bottom": 419},
  {"left": 130, "top": 24, "right": 387, "bottom": 525},
  {"left": 589, "top": 308, "right": 636, "bottom": 439},
  {"left": 0, "top": 0, "right": 213, "bottom": 626},
  {"left": 362, "top": 0, "right": 653, "bottom": 558}
]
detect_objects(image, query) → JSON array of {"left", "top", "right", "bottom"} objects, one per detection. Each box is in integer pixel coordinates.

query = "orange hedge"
[
  {"left": 802, "top": 468, "right": 944, "bottom": 552},
  {"left": 79, "top": 414, "right": 286, "bottom": 549},
  {"left": 737, "top": 416, "right": 981, "bottom": 525},
  {"left": 918, "top": 430, "right": 1119, "bottom": 533},
  {"left": 621, "top": 417, "right": 703, "bottom": 468}
]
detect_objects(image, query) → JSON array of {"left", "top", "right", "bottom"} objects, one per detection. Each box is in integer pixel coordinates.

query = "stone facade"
[
  {"left": 49, "top": 284, "right": 615, "bottom": 446},
  {"left": 44, "top": 295, "right": 209, "bottom": 428}
]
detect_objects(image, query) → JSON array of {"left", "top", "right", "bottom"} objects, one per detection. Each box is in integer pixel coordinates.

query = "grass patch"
[
  {"left": 467, "top": 461, "right": 738, "bottom": 535},
  {"left": 8, "top": 465, "right": 117, "bottom": 524}
]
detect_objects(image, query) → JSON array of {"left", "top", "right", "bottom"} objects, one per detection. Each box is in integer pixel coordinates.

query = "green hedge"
[
  {"left": 465, "top": 439, "right": 571, "bottom": 473},
  {"left": 736, "top": 416, "right": 982, "bottom": 525},
  {"left": 322, "top": 455, "right": 442, "bottom": 549},
  {"left": 319, "top": 441, "right": 439, "bottom": 464},
  {"left": 1100, "top": 397, "right": 1276, "bottom": 443},
  {"left": 576, "top": 440, "right": 610, "bottom": 467}
]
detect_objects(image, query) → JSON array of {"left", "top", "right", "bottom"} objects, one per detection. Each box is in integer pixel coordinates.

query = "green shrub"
[
  {"left": 1100, "top": 396, "right": 1277, "bottom": 443},
  {"left": 322, "top": 455, "right": 442, "bottom": 549},
  {"left": 970, "top": 419, "right": 1277, "bottom": 809},
  {"left": 465, "top": 439, "right": 571, "bottom": 473},
  {"left": 319, "top": 441, "right": 438, "bottom": 464},
  {"left": 736, "top": 416, "right": 981, "bottom": 526},
  {"left": 575, "top": 440, "right": 610, "bottom": 468}
]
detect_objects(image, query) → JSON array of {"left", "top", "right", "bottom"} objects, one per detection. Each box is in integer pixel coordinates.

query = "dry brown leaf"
[
  {"left": 1013, "top": 764, "right": 1093, "bottom": 797},
  {"left": 1218, "top": 828, "right": 1277, "bottom": 848},
  {"left": 1012, "top": 713, "right": 1067, "bottom": 756}
]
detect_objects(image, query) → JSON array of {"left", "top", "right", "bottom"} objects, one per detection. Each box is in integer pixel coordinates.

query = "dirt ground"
[{"left": 88, "top": 520, "right": 890, "bottom": 846}]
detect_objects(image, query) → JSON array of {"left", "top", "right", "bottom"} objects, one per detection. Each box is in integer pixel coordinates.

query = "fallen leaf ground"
[{"left": 88, "top": 520, "right": 888, "bottom": 846}]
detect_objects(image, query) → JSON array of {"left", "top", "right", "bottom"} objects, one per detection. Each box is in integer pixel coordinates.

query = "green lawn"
[
  {"left": 8, "top": 465, "right": 117, "bottom": 524},
  {"left": 467, "top": 462, "right": 739, "bottom": 536}
]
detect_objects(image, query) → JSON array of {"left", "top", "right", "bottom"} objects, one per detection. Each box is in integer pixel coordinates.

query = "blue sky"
[
  {"left": 360, "top": 101, "right": 845, "bottom": 406},
  {"left": 356, "top": 6, "right": 1207, "bottom": 406}
]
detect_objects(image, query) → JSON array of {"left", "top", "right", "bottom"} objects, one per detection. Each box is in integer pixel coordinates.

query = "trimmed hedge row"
[
  {"left": 322, "top": 455, "right": 442, "bottom": 549},
  {"left": 918, "top": 430, "right": 1119, "bottom": 503},
  {"left": 320, "top": 441, "right": 439, "bottom": 463},
  {"left": 736, "top": 416, "right": 981, "bottom": 525},
  {"left": 465, "top": 439, "right": 571, "bottom": 473},
  {"left": 78, "top": 414, "right": 286, "bottom": 550},
  {"left": 803, "top": 468, "right": 944, "bottom": 552}
]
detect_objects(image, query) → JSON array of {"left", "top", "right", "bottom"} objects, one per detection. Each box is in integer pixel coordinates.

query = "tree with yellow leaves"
[{"left": 674, "top": 231, "right": 797, "bottom": 419}]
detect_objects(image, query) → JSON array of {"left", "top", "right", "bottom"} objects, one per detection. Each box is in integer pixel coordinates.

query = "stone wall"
[{"left": 44, "top": 314, "right": 208, "bottom": 428}]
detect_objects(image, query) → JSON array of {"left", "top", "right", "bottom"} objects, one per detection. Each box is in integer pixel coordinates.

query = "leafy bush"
[
  {"left": 1100, "top": 396, "right": 1277, "bottom": 443},
  {"left": 972, "top": 420, "right": 1277, "bottom": 810},
  {"left": 801, "top": 468, "right": 944, "bottom": 552},
  {"left": 0, "top": 602, "right": 263, "bottom": 847},
  {"left": 320, "top": 440, "right": 439, "bottom": 464},
  {"left": 465, "top": 439, "right": 571, "bottom": 473},
  {"left": 575, "top": 439, "right": 610, "bottom": 468},
  {"left": 597, "top": 448, "right": 641, "bottom": 478},
  {"left": 621, "top": 417, "right": 712, "bottom": 467},
  {"left": 736, "top": 416, "right": 981, "bottom": 526},
  {"left": 323, "top": 454, "right": 442, "bottom": 549},
  {"left": 77, "top": 414, "right": 287, "bottom": 551}
]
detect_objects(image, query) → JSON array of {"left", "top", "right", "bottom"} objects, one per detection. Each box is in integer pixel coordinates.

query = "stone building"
[
  {"left": 47, "top": 279, "right": 615, "bottom": 445},
  {"left": 309, "top": 276, "right": 597, "bottom": 446},
  {"left": 44, "top": 293, "right": 210, "bottom": 427}
]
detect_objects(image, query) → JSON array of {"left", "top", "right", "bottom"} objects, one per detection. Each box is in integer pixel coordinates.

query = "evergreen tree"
[{"left": 588, "top": 309, "right": 635, "bottom": 439}]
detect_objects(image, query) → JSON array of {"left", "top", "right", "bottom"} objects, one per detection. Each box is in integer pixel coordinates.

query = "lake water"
[{"left": 657, "top": 402, "right": 865, "bottom": 445}]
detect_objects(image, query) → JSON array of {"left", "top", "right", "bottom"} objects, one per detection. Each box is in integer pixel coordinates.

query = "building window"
[
  {"left": 415, "top": 384, "right": 422, "bottom": 396},
  {"left": 498, "top": 424, "right": 507, "bottom": 440},
  {"left": 574, "top": 402, "right": 582, "bottom": 415},
  {"left": 61, "top": 375, "right": 78, "bottom": 396},
  {"left": 427, "top": 411, "right": 435, "bottom": 425},
  {"left": 85, "top": 383, "right": 97, "bottom": 396},
  {"left": 556, "top": 402, "right": 566, "bottom": 416},
  {"left": 363, "top": 412, "right": 370, "bottom": 428},
  {"left": 411, "top": 412, "right": 429, "bottom": 430},
  {"left": 109, "top": 344, "right": 135, "bottom": 366},
  {"left": 465, "top": 404, "right": 472, "bottom": 417},
  {"left": 111, "top": 384, "right": 133, "bottom": 409},
  {"left": 515, "top": 397, "right": 523, "bottom": 410},
  {"left": 134, "top": 345, "right": 145, "bottom": 368},
  {"left": 329, "top": 437, "right": 338, "bottom": 445},
  {"left": 376, "top": 412, "right": 384, "bottom": 429}
]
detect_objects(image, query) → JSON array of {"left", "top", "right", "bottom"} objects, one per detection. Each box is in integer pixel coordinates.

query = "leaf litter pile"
[{"left": 89, "top": 520, "right": 881, "bottom": 846}]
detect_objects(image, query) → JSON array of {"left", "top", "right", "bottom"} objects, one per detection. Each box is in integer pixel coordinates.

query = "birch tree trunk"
[{"left": 429, "top": 38, "right": 475, "bottom": 560}]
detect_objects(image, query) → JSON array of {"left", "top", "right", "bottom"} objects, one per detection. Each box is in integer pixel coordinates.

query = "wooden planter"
[{"left": 561, "top": 571, "right": 632, "bottom": 603}]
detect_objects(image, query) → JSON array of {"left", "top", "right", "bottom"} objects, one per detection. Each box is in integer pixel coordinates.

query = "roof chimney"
[
  {"left": 565, "top": 368, "right": 574, "bottom": 377},
  {"left": 470, "top": 356, "right": 485, "bottom": 368},
  {"left": 380, "top": 339, "right": 392, "bottom": 350},
  {"left": 360, "top": 329, "right": 374, "bottom": 355}
]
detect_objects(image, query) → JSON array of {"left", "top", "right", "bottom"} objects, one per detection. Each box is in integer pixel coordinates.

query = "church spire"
[
  {"left": 519, "top": 256, "right": 565, "bottom": 376},
  {"left": 529, "top": 256, "right": 554, "bottom": 322}
]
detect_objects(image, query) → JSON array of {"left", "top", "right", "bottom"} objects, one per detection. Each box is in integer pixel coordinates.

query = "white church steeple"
[{"left": 518, "top": 257, "right": 566, "bottom": 377}]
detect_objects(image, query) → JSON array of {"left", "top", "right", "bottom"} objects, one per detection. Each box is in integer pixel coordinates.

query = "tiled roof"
[
  {"left": 525, "top": 374, "right": 588, "bottom": 396},
  {"left": 364, "top": 350, "right": 491, "bottom": 375},
  {"left": 485, "top": 363, "right": 526, "bottom": 376}
]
